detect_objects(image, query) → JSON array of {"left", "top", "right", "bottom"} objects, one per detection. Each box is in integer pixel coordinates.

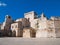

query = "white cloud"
[{"left": 0, "top": 1, "right": 7, "bottom": 6}]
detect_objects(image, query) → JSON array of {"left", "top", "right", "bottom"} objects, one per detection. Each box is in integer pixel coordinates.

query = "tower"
[
  {"left": 1, "top": 15, "right": 13, "bottom": 30},
  {"left": 24, "top": 11, "right": 37, "bottom": 22}
]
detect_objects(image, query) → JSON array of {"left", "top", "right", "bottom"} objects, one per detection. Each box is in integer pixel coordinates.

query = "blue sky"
[{"left": 0, "top": 0, "right": 60, "bottom": 23}]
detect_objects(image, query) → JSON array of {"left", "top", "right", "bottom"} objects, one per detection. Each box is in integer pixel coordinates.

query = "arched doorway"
[{"left": 12, "top": 30, "right": 16, "bottom": 37}]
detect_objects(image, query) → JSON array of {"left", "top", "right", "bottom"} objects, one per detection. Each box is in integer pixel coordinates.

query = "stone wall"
[
  {"left": 23, "top": 28, "right": 36, "bottom": 38},
  {"left": 11, "top": 21, "right": 23, "bottom": 37}
]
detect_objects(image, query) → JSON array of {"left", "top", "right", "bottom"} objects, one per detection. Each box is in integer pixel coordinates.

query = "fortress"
[{"left": 0, "top": 11, "right": 60, "bottom": 38}]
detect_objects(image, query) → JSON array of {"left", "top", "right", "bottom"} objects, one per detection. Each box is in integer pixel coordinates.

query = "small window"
[
  {"left": 15, "top": 25, "right": 17, "bottom": 28},
  {"left": 12, "top": 26, "right": 14, "bottom": 28}
]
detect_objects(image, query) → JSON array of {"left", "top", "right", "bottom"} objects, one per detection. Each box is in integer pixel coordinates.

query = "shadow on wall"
[{"left": 0, "top": 30, "right": 12, "bottom": 37}]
